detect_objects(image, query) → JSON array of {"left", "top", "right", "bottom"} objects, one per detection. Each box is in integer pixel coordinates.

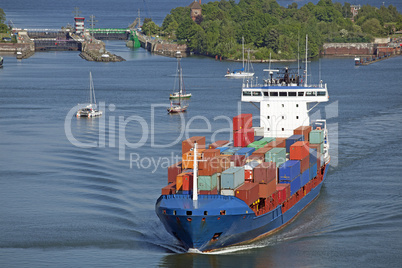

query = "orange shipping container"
[
  {"left": 290, "top": 141, "right": 310, "bottom": 160},
  {"left": 176, "top": 172, "right": 193, "bottom": 191},
  {"left": 294, "top": 126, "right": 312, "bottom": 142},
  {"left": 182, "top": 149, "right": 205, "bottom": 169},
  {"left": 182, "top": 136, "right": 206, "bottom": 155}
]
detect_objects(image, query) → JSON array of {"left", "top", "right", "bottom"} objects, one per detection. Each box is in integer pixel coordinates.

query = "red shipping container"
[
  {"left": 231, "top": 154, "right": 246, "bottom": 167},
  {"left": 276, "top": 184, "right": 290, "bottom": 203},
  {"left": 235, "top": 182, "right": 259, "bottom": 205},
  {"left": 258, "top": 179, "right": 276, "bottom": 198},
  {"left": 244, "top": 169, "right": 253, "bottom": 182},
  {"left": 290, "top": 141, "right": 310, "bottom": 160},
  {"left": 233, "top": 113, "right": 252, "bottom": 131},
  {"left": 253, "top": 162, "right": 277, "bottom": 184},
  {"left": 208, "top": 140, "right": 230, "bottom": 149},
  {"left": 265, "top": 138, "right": 287, "bottom": 148},
  {"left": 182, "top": 136, "right": 206, "bottom": 154},
  {"left": 176, "top": 172, "right": 193, "bottom": 191},
  {"left": 162, "top": 182, "right": 176, "bottom": 195},
  {"left": 246, "top": 154, "right": 264, "bottom": 164},
  {"left": 168, "top": 161, "right": 182, "bottom": 184},
  {"left": 294, "top": 126, "right": 312, "bottom": 142},
  {"left": 203, "top": 148, "right": 220, "bottom": 159},
  {"left": 234, "top": 128, "right": 254, "bottom": 147},
  {"left": 300, "top": 155, "right": 310, "bottom": 173}
]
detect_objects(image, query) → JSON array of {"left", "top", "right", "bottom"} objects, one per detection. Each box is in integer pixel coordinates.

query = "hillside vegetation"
[{"left": 142, "top": 0, "right": 402, "bottom": 60}]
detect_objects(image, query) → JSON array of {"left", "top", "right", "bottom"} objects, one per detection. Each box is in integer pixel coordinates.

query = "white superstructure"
[{"left": 241, "top": 67, "right": 330, "bottom": 164}]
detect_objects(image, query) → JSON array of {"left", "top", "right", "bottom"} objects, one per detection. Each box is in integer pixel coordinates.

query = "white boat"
[
  {"left": 225, "top": 37, "right": 254, "bottom": 78},
  {"left": 168, "top": 52, "right": 188, "bottom": 113},
  {"left": 169, "top": 52, "right": 191, "bottom": 100},
  {"left": 76, "top": 72, "right": 103, "bottom": 118}
]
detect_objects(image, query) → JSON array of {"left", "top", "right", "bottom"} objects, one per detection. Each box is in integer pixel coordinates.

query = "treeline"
[{"left": 142, "top": 0, "right": 402, "bottom": 60}]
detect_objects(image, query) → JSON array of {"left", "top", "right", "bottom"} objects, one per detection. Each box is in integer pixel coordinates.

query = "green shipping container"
[
  {"left": 265, "top": 147, "right": 286, "bottom": 166},
  {"left": 309, "top": 130, "right": 324, "bottom": 144},
  {"left": 247, "top": 140, "right": 267, "bottom": 150},
  {"left": 198, "top": 173, "right": 218, "bottom": 191},
  {"left": 259, "top": 137, "right": 276, "bottom": 143}
]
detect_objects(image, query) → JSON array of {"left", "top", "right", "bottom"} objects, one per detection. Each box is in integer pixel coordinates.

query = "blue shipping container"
[
  {"left": 286, "top": 134, "right": 304, "bottom": 153},
  {"left": 216, "top": 147, "right": 229, "bottom": 154},
  {"left": 235, "top": 147, "right": 255, "bottom": 158},
  {"left": 301, "top": 168, "right": 310, "bottom": 187},
  {"left": 279, "top": 160, "right": 301, "bottom": 181},
  {"left": 309, "top": 163, "right": 317, "bottom": 180},
  {"left": 221, "top": 166, "right": 245, "bottom": 189},
  {"left": 254, "top": 136, "right": 263, "bottom": 141},
  {"left": 223, "top": 147, "right": 242, "bottom": 155},
  {"left": 309, "top": 148, "right": 318, "bottom": 166},
  {"left": 279, "top": 175, "right": 301, "bottom": 196}
]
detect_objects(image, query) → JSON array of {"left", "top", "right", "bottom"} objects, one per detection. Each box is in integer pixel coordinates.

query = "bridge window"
[
  {"left": 186, "top": 211, "right": 192, "bottom": 216},
  {"left": 306, "top": 91, "right": 316, "bottom": 96},
  {"left": 288, "top": 92, "right": 297, "bottom": 96},
  {"left": 298, "top": 92, "right": 304, "bottom": 96},
  {"left": 243, "top": 91, "right": 252, "bottom": 96},
  {"left": 296, "top": 104, "right": 299, "bottom": 107},
  {"left": 267, "top": 116, "right": 270, "bottom": 119},
  {"left": 317, "top": 91, "right": 326, "bottom": 96},
  {"left": 263, "top": 92, "right": 269, "bottom": 96},
  {"left": 279, "top": 92, "right": 287, "bottom": 96},
  {"left": 252, "top": 91, "right": 262, "bottom": 96},
  {"left": 296, "top": 116, "right": 299, "bottom": 119},
  {"left": 270, "top": 92, "right": 278, "bottom": 96},
  {"left": 220, "top": 210, "right": 226, "bottom": 215},
  {"left": 204, "top": 211, "right": 208, "bottom": 215},
  {"left": 282, "top": 104, "right": 285, "bottom": 107}
]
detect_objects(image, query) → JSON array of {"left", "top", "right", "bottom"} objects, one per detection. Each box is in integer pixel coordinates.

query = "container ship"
[{"left": 156, "top": 60, "right": 330, "bottom": 252}]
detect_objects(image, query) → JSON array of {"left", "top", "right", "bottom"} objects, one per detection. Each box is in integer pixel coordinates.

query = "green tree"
[{"left": 361, "top": 18, "right": 385, "bottom": 36}]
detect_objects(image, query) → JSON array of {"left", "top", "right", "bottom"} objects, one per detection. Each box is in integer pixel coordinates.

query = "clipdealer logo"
[{"left": 64, "top": 100, "right": 338, "bottom": 171}]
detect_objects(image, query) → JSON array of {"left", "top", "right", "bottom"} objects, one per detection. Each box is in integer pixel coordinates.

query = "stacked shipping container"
[{"left": 162, "top": 113, "right": 327, "bottom": 216}]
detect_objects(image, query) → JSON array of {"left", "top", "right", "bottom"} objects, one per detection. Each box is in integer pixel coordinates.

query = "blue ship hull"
[{"left": 155, "top": 165, "right": 328, "bottom": 252}]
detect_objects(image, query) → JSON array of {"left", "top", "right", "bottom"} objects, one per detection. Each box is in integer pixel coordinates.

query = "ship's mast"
[
  {"left": 304, "top": 34, "right": 308, "bottom": 87},
  {"left": 192, "top": 142, "right": 198, "bottom": 201}
]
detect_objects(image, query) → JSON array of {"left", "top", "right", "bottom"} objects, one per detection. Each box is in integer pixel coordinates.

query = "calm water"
[{"left": 1, "top": 1, "right": 402, "bottom": 267}]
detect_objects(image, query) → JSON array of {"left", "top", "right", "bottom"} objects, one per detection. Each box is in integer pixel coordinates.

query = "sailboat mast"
[
  {"left": 242, "top": 37, "right": 245, "bottom": 69},
  {"left": 89, "top": 72, "right": 93, "bottom": 105}
]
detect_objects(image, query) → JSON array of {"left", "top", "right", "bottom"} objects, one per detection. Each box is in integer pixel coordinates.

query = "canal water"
[{"left": 1, "top": 1, "right": 401, "bottom": 267}]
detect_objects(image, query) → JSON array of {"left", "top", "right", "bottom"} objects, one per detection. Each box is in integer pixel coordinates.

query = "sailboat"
[
  {"left": 225, "top": 37, "right": 254, "bottom": 78},
  {"left": 76, "top": 72, "right": 103, "bottom": 118},
  {"left": 168, "top": 52, "right": 188, "bottom": 113},
  {"left": 169, "top": 52, "right": 191, "bottom": 100}
]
